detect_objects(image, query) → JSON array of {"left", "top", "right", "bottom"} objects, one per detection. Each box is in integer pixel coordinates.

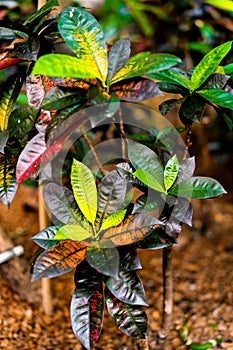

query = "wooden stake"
[
  {"left": 38, "top": 184, "right": 53, "bottom": 315},
  {"left": 37, "top": 0, "right": 47, "bottom": 9}
]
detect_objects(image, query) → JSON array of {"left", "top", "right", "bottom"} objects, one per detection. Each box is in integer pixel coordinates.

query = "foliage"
[{"left": 0, "top": 1, "right": 232, "bottom": 349}]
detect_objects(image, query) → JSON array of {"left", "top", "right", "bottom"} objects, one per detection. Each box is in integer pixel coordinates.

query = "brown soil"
[{"left": 0, "top": 179, "right": 233, "bottom": 349}]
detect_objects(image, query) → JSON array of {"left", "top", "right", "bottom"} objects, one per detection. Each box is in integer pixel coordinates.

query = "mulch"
[{"left": 0, "top": 186, "right": 233, "bottom": 350}]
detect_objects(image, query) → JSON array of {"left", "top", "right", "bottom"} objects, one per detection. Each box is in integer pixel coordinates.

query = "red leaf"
[
  {"left": 111, "top": 78, "right": 162, "bottom": 101},
  {"left": 32, "top": 240, "right": 88, "bottom": 280},
  {"left": 16, "top": 132, "right": 47, "bottom": 183},
  {"left": 0, "top": 52, "right": 22, "bottom": 70}
]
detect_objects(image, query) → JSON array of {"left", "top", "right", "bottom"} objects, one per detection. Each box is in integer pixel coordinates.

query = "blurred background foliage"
[{"left": 0, "top": 0, "right": 233, "bottom": 178}]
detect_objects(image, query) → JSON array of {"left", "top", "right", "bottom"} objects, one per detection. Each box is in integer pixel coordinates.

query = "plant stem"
[
  {"left": 118, "top": 107, "right": 127, "bottom": 159},
  {"left": 156, "top": 245, "right": 173, "bottom": 349},
  {"left": 80, "top": 127, "right": 105, "bottom": 177}
]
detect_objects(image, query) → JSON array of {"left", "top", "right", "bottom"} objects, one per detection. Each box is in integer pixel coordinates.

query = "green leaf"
[
  {"left": 58, "top": 7, "right": 108, "bottom": 84},
  {"left": 127, "top": 140, "right": 164, "bottom": 187},
  {"left": 156, "top": 81, "right": 188, "bottom": 94},
  {"left": 148, "top": 69, "right": 192, "bottom": 90},
  {"left": 204, "top": 0, "right": 233, "bottom": 11},
  {"left": 31, "top": 240, "right": 88, "bottom": 280},
  {"left": 216, "top": 108, "right": 233, "bottom": 131},
  {"left": 71, "top": 159, "right": 97, "bottom": 225},
  {"left": 25, "top": 0, "right": 59, "bottom": 25},
  {"left": 107, "top": 38, "right": 131, "bottom": 82},
  {"left": 136, "top": 229, "right": 175, "bottom": 250},
  {"left": 54, "top": 224, "right": 91, "bottom": 241},
  {"left": 31, "top": 54, "right": 99, "bottom": 79},
  {"left": 159, "top": 97, "right": 186, "bottom": 116},
  {"left": 100, "top": 209, "right": 127, "bottom": 232},
  {"left": 86, "top": 241, "right": 119, "bottom": 279},
  {"left": 169, "top": 176, "right": 227, "bottom": 199},
  {"left": 71, "top": 275, "right": 104, "bottom": 350},
  {"left": 164, "top": 155, "right": 179, "bottom": 191},
  {"left": 223, "top": 63, "right": 233, "bottom": 74},
  {"left": 191, "top": 41, "right": 232, "bottom": 91},
  {"left": 0, "top": 72, "right": 25, "bottom": 131},
  {"left": 8, "top": 106, "right": 38, "bottom": 138},
  {"left": 133, "top": 169, "right": 166, "bottom": 193},
  {"left": 105, "top": 270, "right": 148, "bottom": 306},
  {"left": 31, "top": 226, "right": 60, "bottom": 249},
  {"left": 179, "top": 94, "right": 206, "bottom": 122},
  {"left": 42, "top": 86, "right": 87, "bottom": 111},
  {"left": 197, "top": 89, "right": 233, "bottom": 109},
  {"left": 111, "top": 53, "right": 182, "bottom": 84},
  {"left": 106, "top": 289, "right": 148, "bottom": 338}
]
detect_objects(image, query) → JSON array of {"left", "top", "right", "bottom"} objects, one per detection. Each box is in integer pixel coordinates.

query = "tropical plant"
[{"left": 0, "top": 1, "right": 232, "bottom": 349}]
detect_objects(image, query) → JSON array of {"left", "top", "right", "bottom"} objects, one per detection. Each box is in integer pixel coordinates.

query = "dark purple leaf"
[
  {"left": 118, "top": 248, "right": 142, "bottom": 272},
  {"left": 105, "top": 270, "right": 148, "bottom": 306},
  {"left": 107, "top": 38, "right": 131, "bottom": 82},
  {"left": 96, "top": 170, "right": 127, "bottom": 231},
  {"left": 71, "top": 283, "right": 104, "bottom": 350},
  {"left": 106, "top": 289, "right": 148, "bottom": 339},
  {"left": 86, "top": 241, "right": 119, "bottom": 279},
  {"left": 135, "top": 228, "right": 175, "bottom": 249},
  {"left": 43, "top": 183, "right": 77, "bottom": 224}
]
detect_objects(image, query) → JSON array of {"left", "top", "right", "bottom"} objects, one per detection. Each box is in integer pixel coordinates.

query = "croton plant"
[{"left": 0, "top": 1, "right": 233, "bottom": 349}]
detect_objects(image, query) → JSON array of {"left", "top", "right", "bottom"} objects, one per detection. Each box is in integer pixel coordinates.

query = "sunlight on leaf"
[
  {"left": 54, "top": 224, "right": 91, "bottom": 241},
  {"left": 191, "top": 41, "right": 232, "bottom": 91},
  {"left": 58, "top": 7, "right": 108, "bottom": 84},
  {"left": 31, "top": 54, "right": 99, "bottom": 79},
  {"left": 164, "top": 155, "right": 179, "bottom": 191},
  {"left": 71, "top": 159, "right": 97, "bottom": 225},
  {"left": 100, "top": 209, "right": 127, "bottom": 232}
]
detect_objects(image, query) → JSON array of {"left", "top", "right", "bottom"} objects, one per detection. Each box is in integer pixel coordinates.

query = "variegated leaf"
[
  {"left": 16, "top": 132, "right": 47, "bottom": 183},
  {"left": 111, "top": 78, "right": 162, "bottom": 101},
  {"left": 105, "top": 270, "right": 148, "bottom": 306},
  {"left": 107, "top": 38, "right": 131, "bottom": 82},
  {"left": 105, "top": 289, "right": 148, "bottom": 339},
  {"left": 111, "top": 52, "right": 181, "bottom": 84},
  {"left": 71, "top": 159, "right": 97, "bottom": 225},
  {"left": 0, "top": 71, "right": 25, "bottom": 131},
  {"left": 71, "top": 283, "right": 104, "bottom": 350},
  {"left": 58, "top": 7, "right": 108, "bottom": 84},
  {"left": 31, "top": 226, "right": 60, "bottom": 249},
  {"left": 102, "top": 214, "right": 162, "bottom": 246},
  {"left": 31, "top": 240, "right": 88, "bottom": 280}
]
